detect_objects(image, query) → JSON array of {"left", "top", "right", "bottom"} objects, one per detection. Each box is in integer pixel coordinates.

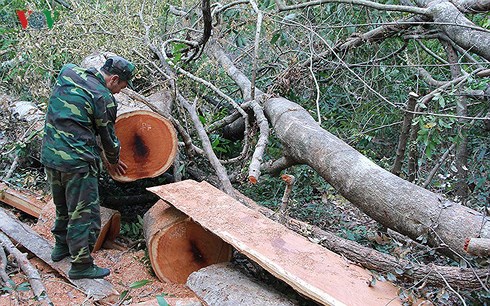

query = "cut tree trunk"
[
  {"left": 149, "top": 180, "right": 403, "bottom": 306},
  {"left": 263, "top": 97, "right": 490, "bottom": 257},
  {"left": 37, "top": 200, "right": 121, "bottom": 252},
  {"left": 464, "top": 238, "right": 490, "bottom": 257},
  {"left": 186, "top": 263, "right": 297, "bottom": 306},
  {"left": 143, "top": 199, "right": 232, "bottom": 284},
  {"left": 109, "top": 110, "right": 178, "bottom": 182}
]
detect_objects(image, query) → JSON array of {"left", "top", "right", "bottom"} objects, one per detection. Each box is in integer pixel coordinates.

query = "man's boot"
[
  {"left": 68, "top": 263, "right": 110, "bottom": 280},
  {"left": 51, "top": 243, "right": 70, "bottom": 262}
]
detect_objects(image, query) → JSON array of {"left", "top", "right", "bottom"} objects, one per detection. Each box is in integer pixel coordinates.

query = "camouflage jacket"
[{"left": 41, "top": 64, "right": 120, "bottom": 173}]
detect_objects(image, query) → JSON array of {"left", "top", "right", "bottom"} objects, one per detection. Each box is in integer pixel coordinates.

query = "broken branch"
[{"left": 0, "top": 232, "right": 52, "bottom": 305}]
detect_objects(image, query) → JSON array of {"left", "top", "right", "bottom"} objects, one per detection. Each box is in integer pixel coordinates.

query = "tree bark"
[
  {"left": 441, "top": 40, "right": 469, "bottom": 200},
  {"left": 264, "top": 97, "right": 490, "bottom": 257},
  {"left": 391, "top": 92, "right": 418, "bottom": 176},
  {"left": 422, "top": 0, "right": 490, "bottom": 61},
  {"left": 464, "top": 238, "right": 490, "bottom": 257},
  {"left": 407, "top": 119, "right": 420, "bottom": 182},
  {"left": 187, "top": 263, "right": 297, "bottom": 306}
]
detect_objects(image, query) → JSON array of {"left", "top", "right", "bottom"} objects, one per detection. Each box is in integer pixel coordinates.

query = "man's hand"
[{"left": 106, "top": 160, "right": 128, "bottom": 176}]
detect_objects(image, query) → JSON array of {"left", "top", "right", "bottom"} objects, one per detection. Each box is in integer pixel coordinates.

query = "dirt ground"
[{"left": 0, "top": 208, "right": 197, "bottom": 306}]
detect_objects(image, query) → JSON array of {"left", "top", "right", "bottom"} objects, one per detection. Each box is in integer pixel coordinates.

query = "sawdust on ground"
[{"left": 0, "top": 212, "right": 195, "bottom": 306}]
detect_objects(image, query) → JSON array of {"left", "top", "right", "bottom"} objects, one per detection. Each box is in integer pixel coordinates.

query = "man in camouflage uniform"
[{"left": 41, "top": 56, "right": 134, "bottom": 279}]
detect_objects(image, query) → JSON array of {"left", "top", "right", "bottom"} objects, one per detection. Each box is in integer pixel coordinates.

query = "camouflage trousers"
[{"left": 45, "top": 166, "right": 101, "bottom": 265}]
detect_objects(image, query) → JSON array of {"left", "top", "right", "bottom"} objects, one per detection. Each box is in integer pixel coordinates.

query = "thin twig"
[
  {"left": 435, "top": 270, "right": 467, "bottom": 306},
  {"left": 249, "top": 0, "right": 263, "bottom": 101}
]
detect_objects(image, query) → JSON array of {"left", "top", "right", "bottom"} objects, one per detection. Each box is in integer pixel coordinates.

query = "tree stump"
[
  {"left": 143, "top": 200, "right": 232, "bottom": 284},
  {"left": 109, "top": 110, "right": 178, "bottom": 182}
]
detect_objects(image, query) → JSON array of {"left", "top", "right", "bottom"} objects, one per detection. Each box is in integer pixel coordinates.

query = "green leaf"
[
  {"left": 120, "top": 290, "right": 129, "bottom": 300},
  {"left": 16, "top": 282, "right": 31, "bottom": 291},
  {"left": 129, "top": 279, "right": 151, "bottom": 289},
  {"left": 270, "top": 33, "right": 280, "bottom": 45},
  {"left": 198, "top": 115, "right": 206, "bottom": 125},
  {"left": 386, "top": 272, "right": 397, "bottom": 281},
  {"left": 156, "top": 294, "right": 169, "bottom": 306}
]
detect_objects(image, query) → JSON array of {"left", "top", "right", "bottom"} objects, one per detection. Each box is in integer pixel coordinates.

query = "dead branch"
[
  {"left": 274, "top": 0, "right": 428, "bottom": 14},
  {"left": 161, "top": 40, "right": 251, "bottom": 162},
  {"left": 249, "top": 0, "right": 263, "bottom": 101},
  {"left": 0, "top": 243, "right": 11, "bottom": 286},
  {"left": 262, "top": 156, "right": 298, "bottom": 177},
  {"left": 248, "top": 99, "right": 270, "bottom": 183},
  {"left": 279, "top": 174, "right": 295, "bottom": 214},
  {"left": 417, "top": 67, "right": 449, "bottom": 87},
  {"left": 464, "top": 238, "right": 490, "bottom": 257},
  {"left": 391, "top": 92, "right": 418, "bottom": 176},
  {"left": 422, "top": 144, "right": 456, "bottom": 188},
  {"left": 180, "top": 95, "right": 234, "bottom": 195},
  {"left": 0, "top": 232, "right": 52, "bottom": 305}
]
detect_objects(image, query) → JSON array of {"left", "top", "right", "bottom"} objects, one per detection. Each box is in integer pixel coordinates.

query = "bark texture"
[
  {"left": 187, "top": 263, "right": 297, "bottom": 306},
  {"left": 264, "top": 97, "right": 490, "bottom": 256}
]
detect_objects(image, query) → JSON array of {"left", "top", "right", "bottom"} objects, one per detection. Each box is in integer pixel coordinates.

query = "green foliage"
[
  {"left": 414, "top": 115, "right": 456, "bottom": 160},
  {"left": 156, "top": 293, "right": 170, "bottom": 306},
  {"left": 1, "top": 279, "right": 31, "bottom": 293},
  {"left": 121, "top": 215, "right": 144, "bottom": 241},
  {"left": 118, "top": 279, "right": 152, "bottom": 304}
]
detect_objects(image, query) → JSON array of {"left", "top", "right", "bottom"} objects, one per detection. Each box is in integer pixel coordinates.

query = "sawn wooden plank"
[{"left": 148, "top": 180, "right": 402, "bottom": 306}]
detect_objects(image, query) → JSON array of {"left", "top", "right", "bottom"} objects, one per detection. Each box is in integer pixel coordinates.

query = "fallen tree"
[
  {"left": 205, "top": 39, "right": 490, "bottom": 258},
  {"left": 263, "top": 97, "right": 490, "bottom": 257}
]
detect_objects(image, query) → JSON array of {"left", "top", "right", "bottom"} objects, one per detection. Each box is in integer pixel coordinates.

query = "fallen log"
[
  {"left": 0, "top": 208, "right": 118, "bottom": 302},
  {"left": 234, "top": 189, "right": 490, "bottom": 289},
  {"left": 464, "top": 238, "right": 490, "bottom": 257},
  {"left": 263, "top": 97, "right": 490, "bottom": 257},
  {"left": 148, "top": 180, "right": 402, "bottom": 306},
  {"left": 109, "top": 110, "right": 178, "bottom": 182},
  {"left": 143, "top": 200, "right": 232, "bottom": 283},
  {"left": 186, "top": 263, "right": 297, "bottom": 306}
]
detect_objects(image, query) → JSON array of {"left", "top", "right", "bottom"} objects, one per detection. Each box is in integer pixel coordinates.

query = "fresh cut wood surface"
[{"left": 148, "top": 180, "right": 402, "bottom": 306}]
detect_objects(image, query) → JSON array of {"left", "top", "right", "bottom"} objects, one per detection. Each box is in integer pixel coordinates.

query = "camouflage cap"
[{"left": 102, "top": 56, "right": 135, "bottom": 87}]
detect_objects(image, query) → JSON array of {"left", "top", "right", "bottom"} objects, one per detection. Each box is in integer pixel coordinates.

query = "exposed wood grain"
[
  {"left": 0, "top": 182, "right": 44, "bottom": 218},
  {"left": 143, "top": 200, "right": 232, "bottom": 283},
  {"left": 148, "top": 180, "right": 402, "bottom": 306}
]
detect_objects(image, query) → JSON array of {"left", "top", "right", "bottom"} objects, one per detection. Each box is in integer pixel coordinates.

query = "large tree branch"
[
  {"left": 420, "top": 0, "right": 490, "bottom": 60},
  {"left": 236, "top": 190, "right": 489, "bottom": 289},
  {"left": 264, "top": 97, "right": 490, "bottom": 257},
  {"left": 274, "top": 0, "right": 429, "bottom": 14}
]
